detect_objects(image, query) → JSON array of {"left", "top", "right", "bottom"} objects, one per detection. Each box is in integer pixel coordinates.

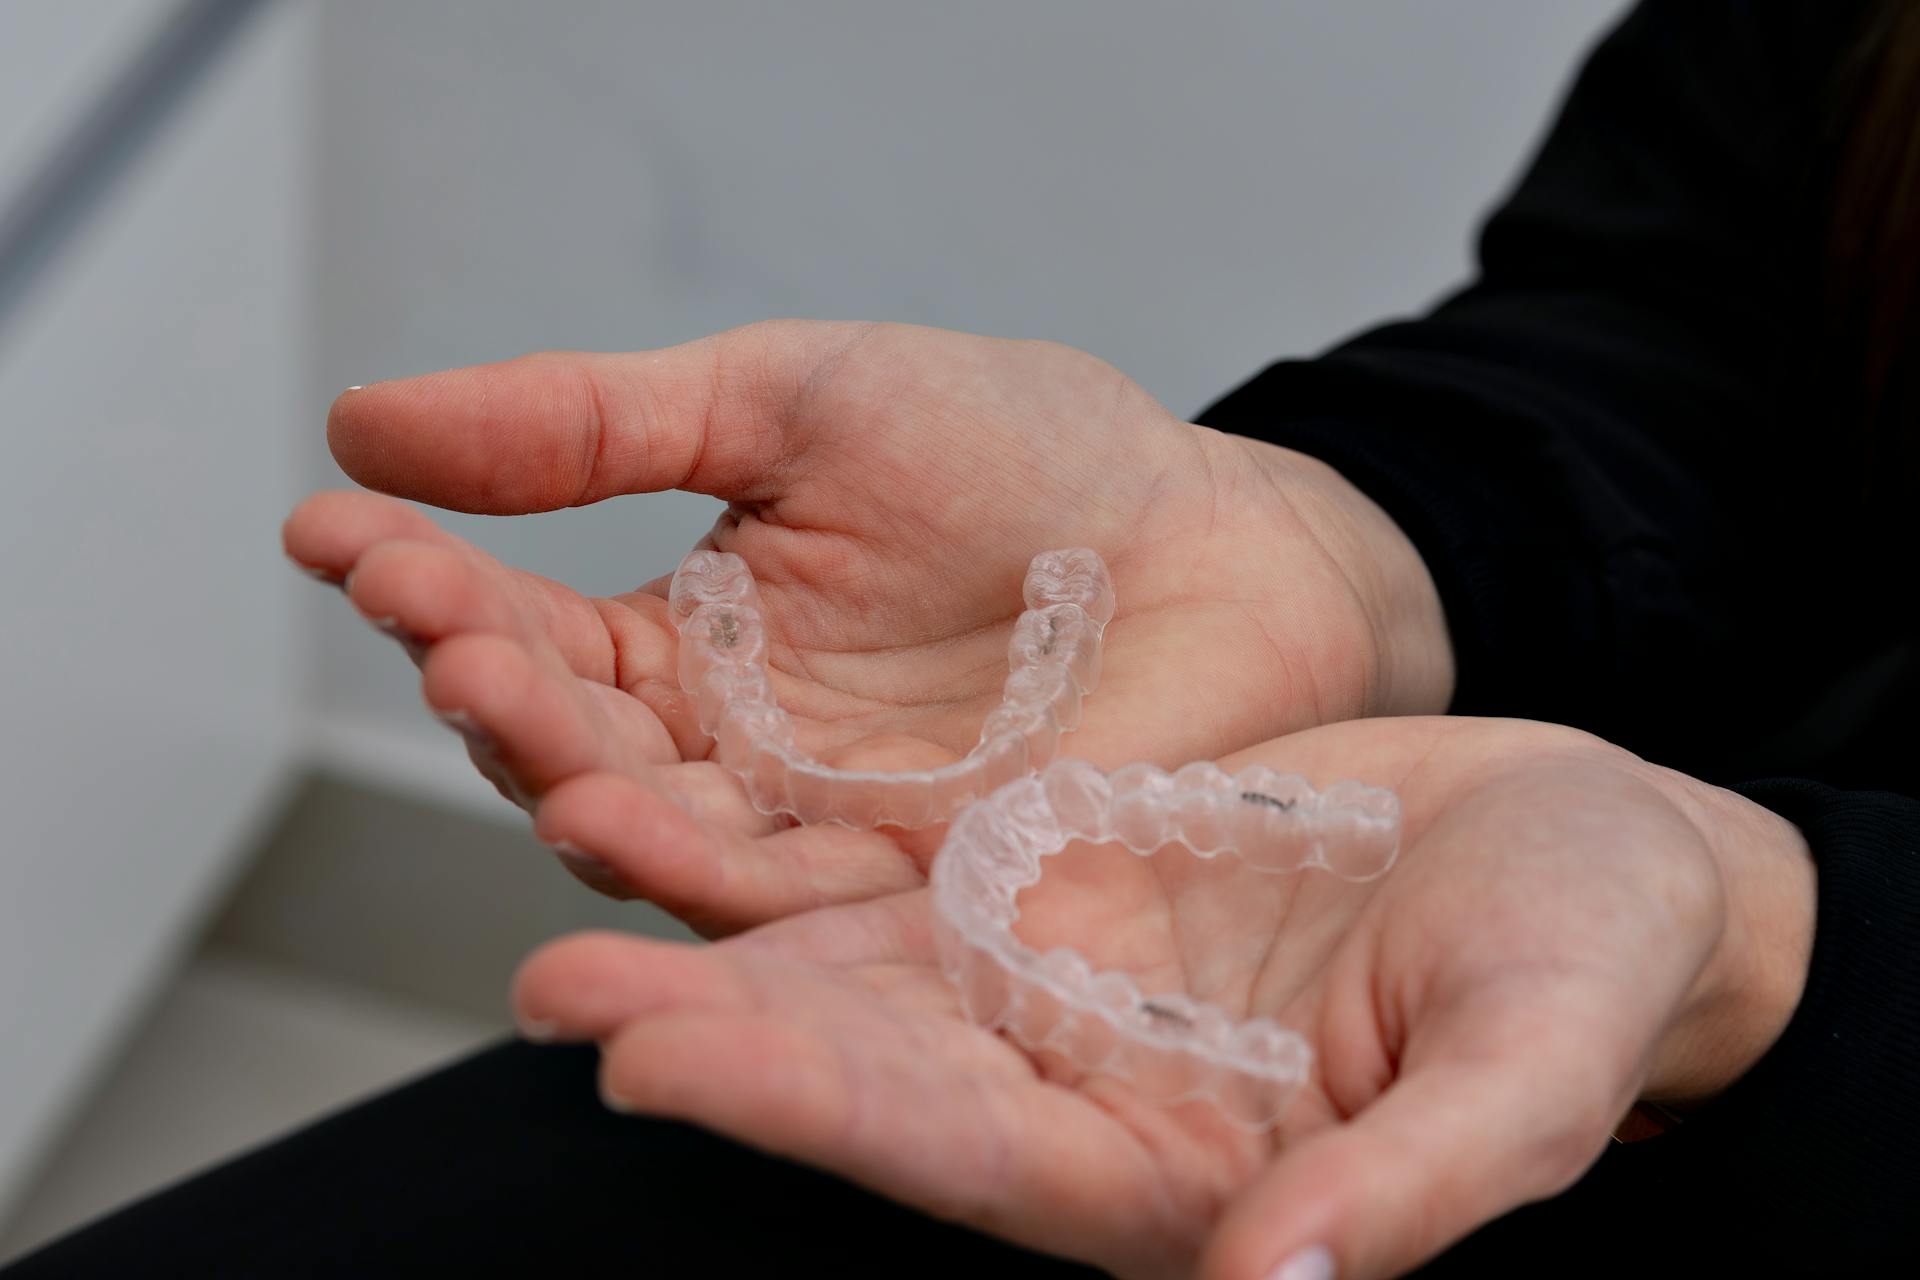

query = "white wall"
[
  {"left": 304, "top": 0, "right": 1631, "bottom": 800},
  {"left": 0, "top": 0, "right": 312, "bottom": 1214}
]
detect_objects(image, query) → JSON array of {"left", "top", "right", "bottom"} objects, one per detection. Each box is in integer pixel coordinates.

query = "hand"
[
  {"left": 511, "top": 717, "right": 1816, "bottom": 1278},
  {"left": 284, "top": 322, "right": 1451, "bottom": 894}
]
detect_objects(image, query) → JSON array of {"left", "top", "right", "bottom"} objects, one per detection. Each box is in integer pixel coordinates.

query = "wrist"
[
  {"left": 1644, "top": 775, "right": 1818, "bottom": 1103},
  {"left": 1234, "top": 437, "right": 1455, "bottom": 718}
]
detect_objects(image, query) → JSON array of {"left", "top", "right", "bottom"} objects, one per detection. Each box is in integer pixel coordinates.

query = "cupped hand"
[
  {"left": 284, "top": 322, "right": 1451, "bottom": 894},
  {"left": 512, "top": 717, "right": 1815, "bottom": 1279}
]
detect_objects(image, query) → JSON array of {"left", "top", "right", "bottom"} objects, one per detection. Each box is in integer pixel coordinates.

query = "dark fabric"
[
  {"left": 1200, "top": 0, "right": 1916, "bottom": 792},
  {"left": 1666, "top": 781, "right": 1920, "bottom": 1267},
  {"left": 1, "top": 1040, "right": 1106, "bottom": 1278},
  {"left": 1429, "top": 784, "right": 1920, "bottom": 1275},
  {"left": 10, "top": 0, "right": 1918, "bottom": 1274},
  {"left": 1196, "top": 0, "right": 1920, "bottom": 1268}
]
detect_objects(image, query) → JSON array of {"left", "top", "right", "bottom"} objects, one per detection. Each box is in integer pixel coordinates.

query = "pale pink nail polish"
[
  {"left": 372, "top": 617, "right": 428, "bottom": 662},
  {"left": 1266, "top": 1245, "right": 1335, "bottom": 1280},
  {"left": 435, "top": 708, "right": 495, "bottom": 750},
  {"left": 291, "top": 561, "right": 337, "bottom": 584},
  {"left": 549, "top": 841, "right": 626, "bottom": 895}
]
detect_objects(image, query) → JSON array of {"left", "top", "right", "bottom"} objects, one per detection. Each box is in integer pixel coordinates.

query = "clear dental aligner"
[
  {"left": 930, "top": 759, "right": 1402, "bottom": 1131},
  {"left": 669, "top": 547, "right": 1115, "bottom": 827}
]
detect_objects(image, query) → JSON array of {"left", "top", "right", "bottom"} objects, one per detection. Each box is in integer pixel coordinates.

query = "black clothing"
[
  {"left": 1200, "top": 0, "right": 1920, "bottom": 1269},
  {"left": 9, "top": 1, "right": 1916, "bottom": 1274},
  {"left": 1204, "top": 1, "right": 1917, "bottom": 790},
  {"left": 2, "top": 1041, "right": 1104, "bottom": 1279}
]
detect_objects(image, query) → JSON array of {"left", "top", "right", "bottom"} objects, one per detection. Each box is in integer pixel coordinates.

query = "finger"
[
  {"left": 1202, "top": 991, "right": 1633, "bottom": 1280},
  {"left": 289, "top": 490, "right": 624, "bottom": 680},
  {"left": 733, "top": 887, "right": 937, "bottom": 970},
  {"left": 420, "top": 634, "right": 678, "bottom": 801},
  {"left": 344, "top": 538, "right": 520, "bottom": 652},
  {"left": 530, "top": 760, "right": 781, "bottom": 906},
  {"left": 512, "top": 931, "right": 758, "bottom": 1041},
  {"left": 532, "top": 769, "right": 923, "bottom": 930},
  {"left": 511, "top": 901, "right": 924, "bottom": 1041},
  {"left": 631, "top": 760, "right": 784, "bottom": 836},
  {"left": 593, "top": 586, "right": 707, "bottom": 760},
  {"left": 589, "top": 971, "right": 1189, "bottom": 1271},
  {"left": 326, "top": 321, "right": 877, "bottom": 514},
  {"left": 282, "top": 488, "right": 449, "bottom": 584},
  {"left": 532, "top": 767, "right": 768, "bottom": 917}
]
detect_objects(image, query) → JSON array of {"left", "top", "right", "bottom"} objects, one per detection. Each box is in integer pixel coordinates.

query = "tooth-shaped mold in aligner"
[
  {"left": 929, "top": 759, "right": 1401, "bottom": 1131},
  {"left": 669, "top": 548, "right": 1113, "bottom": 828}
]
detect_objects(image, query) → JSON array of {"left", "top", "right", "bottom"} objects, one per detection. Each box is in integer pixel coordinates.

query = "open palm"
[
  {"left": 513, "top": 716, "right": 1810, "bottom": 1279},
  {"left": 285, "top": 322, "right": 1450, "bottom": 874}
]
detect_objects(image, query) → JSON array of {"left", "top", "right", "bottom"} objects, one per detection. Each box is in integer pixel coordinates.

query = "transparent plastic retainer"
[
  {"left": 669, "top": 547, "right": 1114, "bottom": 827},
  {"left": 669, "top": 545, "right": 1404, "bottom": 1130},
  {"left": 930, "top": 760, "right": 1402, "bottom": 1131}
]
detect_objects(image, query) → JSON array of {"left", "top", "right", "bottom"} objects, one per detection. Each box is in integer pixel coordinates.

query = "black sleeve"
[
  {"left": 1198, "top": 0, "right": 1913, "bottom": 782},
  {"left": 1661, "top": 780, "right": 1920, "bottom": 1268},
  {"left": 1427, "top": 782, "right": 1920, "bottom": 1275}
]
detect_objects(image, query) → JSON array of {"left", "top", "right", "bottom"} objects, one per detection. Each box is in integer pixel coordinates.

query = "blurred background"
[{"left": 0, "top": 0, "right": 1626, "bottom": 1257}]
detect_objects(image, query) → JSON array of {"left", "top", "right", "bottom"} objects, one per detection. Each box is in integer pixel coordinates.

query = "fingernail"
[
  {"left": 289, "top": 559, "right": 339, "bottom": 585},
  {"left": 516, "top": 1014, "right": 557, "bottom": 1043},
  {"left": 435, "top": 708, "right": 495, "bottom": 749},
  {"left": 369, "top": 616, "right": 427, "bottom": 660},
  {"left": 343, "top": 384, "right": 365, "bottom": 392},
  {"left": 599, "top": 1082, "right": 635, "bottom": 1114},
  {"left": 549, "top": 840, "right": 627, "bottom": 896},
  {"left": 1266, "top": 1246, "right": 1335, "bottom": 1280}
]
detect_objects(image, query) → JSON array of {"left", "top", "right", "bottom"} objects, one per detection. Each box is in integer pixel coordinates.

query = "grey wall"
[
  {"left": 0, "top": 0, "right": 162, "bottom": 208},
  {"left": 0, "top": 0, "right": 311, "bottom": 1212},
  {"left": 305, "top": 0, "right": 1631, "bottom": 788}
]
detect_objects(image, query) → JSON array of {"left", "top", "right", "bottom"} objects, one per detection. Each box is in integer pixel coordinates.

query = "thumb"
[
  {"left": 326, "top": 319, "right": 872, "bottom": 514},
  {"left": 1202, "top": 995, "right": 1636, "bottom": 1280}
]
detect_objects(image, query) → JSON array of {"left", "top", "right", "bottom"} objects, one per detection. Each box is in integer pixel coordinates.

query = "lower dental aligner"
[
  {"left": 669, "top": 548, "right": 1114, "bottom": 827},
  {"left": 930, "top": 759, "right": 1402, "bottom": 1131}
]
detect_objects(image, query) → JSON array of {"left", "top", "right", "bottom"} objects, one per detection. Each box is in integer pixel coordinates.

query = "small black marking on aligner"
[
  {"left": 1240, "top": 791, "right": 1296, "bottom": 811},
  {"left": 710, "top": 611, "right": 740, "bottom": 648},
  {"left": 1140, "top": 1000, "right": 1193, "bottom": 1027},
  {"left": 1039, "top": 614, "right": 1061, "bottom": 656}
]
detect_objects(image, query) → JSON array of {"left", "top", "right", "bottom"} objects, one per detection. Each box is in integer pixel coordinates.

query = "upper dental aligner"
[
  {"left": 929, "top": 759, "right": 1402, "bottom": 1131},
  {"left": 669, "top": 548, "right": 1115, "bottom": 828}
]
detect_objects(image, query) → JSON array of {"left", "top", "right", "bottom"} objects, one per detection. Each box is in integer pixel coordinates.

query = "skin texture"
[
  {"left": 511, "top": 717, "right": 1816, "bottom": 1280},
  {"left": 285, "top": 321, "right": 1453, "bottom": 874},
  {"left": 285, "top": 322, "right": 1816, "bottom": 1277}
]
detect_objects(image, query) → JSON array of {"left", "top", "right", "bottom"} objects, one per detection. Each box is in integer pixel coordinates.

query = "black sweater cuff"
[
  {"left": 1198, "top": 368, "right": 1676, "bottom": 736},
  {"left": 1197, "top": 387, "right": 1533, "bottom": 720},
  {"left": 1432, "top": 782, "right": 1920, "bottom": 1274},
  {"left": 1606, "top": 782, "right": 1919, "bottom": 1268}
]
